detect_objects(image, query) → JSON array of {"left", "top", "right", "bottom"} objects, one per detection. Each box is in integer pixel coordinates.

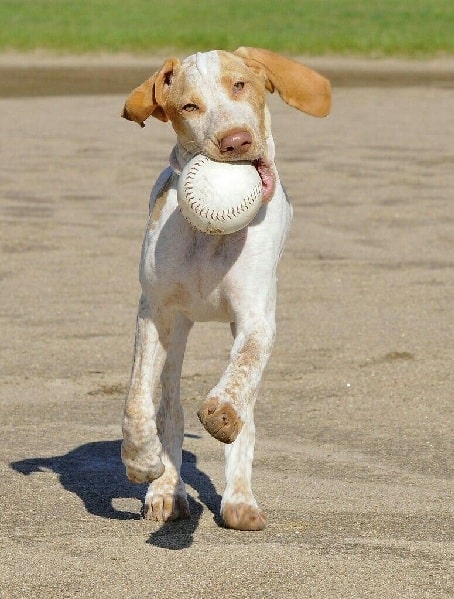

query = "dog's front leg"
[
  {"left": 144, "top": 314, "right": 193, "bottom": 521},
  {"left": 121, "top": 294, "right": 168, "bottom": 484},
  {"left": 197, "top": 318, "right": 274, "bottom": 530},
  {"left": 197, "top": 318, "right": 275, "bottom": 444},
  {"left": 221, "top": 392, "right": 268, "bottom": 530}
]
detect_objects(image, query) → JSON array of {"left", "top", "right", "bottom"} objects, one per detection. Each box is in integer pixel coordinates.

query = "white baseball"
[{"left": 177, "top": 155, "right": 262, "bottom": 235}]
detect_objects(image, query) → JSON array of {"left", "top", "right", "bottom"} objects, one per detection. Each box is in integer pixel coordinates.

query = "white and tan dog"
[{"left": 121, "top": 47, "right": 331, "bottom": 530}]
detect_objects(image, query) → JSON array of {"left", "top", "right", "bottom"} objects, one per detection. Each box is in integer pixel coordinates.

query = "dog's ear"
[
  {"left": 121, "top": 58, "right": 180, "bottom": 127},
  {"left": 234, "top": 47, "right": 331, "bottom": 118}
]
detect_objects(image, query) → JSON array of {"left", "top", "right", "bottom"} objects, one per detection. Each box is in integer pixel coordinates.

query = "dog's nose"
[{"left": 219, "top": 130, "right": 252, "bottom": 155}]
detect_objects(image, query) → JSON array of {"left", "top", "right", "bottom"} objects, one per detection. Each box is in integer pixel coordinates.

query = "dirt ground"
[{"left": 0, "top": 55, "right": 453, "bottom": 598}]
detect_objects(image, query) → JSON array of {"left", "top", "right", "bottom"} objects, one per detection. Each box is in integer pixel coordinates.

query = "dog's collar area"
[{"left": 169, "top": 145, "right": 194, "bottom": 175}]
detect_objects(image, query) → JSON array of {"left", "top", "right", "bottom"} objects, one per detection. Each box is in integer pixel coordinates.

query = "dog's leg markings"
[
  {"left": 121, "top": 295, "right": 167, "bottom": 484},
  {"left": 198, "top": 321, "right": 274, "bottom": 445},
  {"left": 144, "top": 314, "right": 193, "bottom": 522}
]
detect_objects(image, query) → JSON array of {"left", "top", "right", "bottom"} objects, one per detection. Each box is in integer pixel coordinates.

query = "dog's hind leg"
[{"left": 144, "top": 313, "right": 193, "bottom": 521}]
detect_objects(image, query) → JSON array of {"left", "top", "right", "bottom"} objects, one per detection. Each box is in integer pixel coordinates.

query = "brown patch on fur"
[
  {"left": 163, "top": 70, "right": 207, "bottom": 140},
  {"left": 236, "top": 337, "right": 261, "bottom": 369},
  {"left": 197, "top": 397, "right": 243, "bottom": 443},
  {"left": 163, "top": 283, "right": 191, "bottom": 310},
  {"left": 121, "top": 58, "right": 180, "bottom": 126},
  {"left": 219, "top": 337, "right": 262, "bottom": 406},
  {"left": 218, "top": 51, "right": 267, "bottom": 139},
  {"left": 149, "top": 172, "right": 175, "bottom": 225},
  {"left": 218, "top": 51, "right": 266, "bottom": 103},
  {"left": 222, "top": 503, "right": 267, "bottom": 531},
  {"left": 234, "top": 47, "right": 331, "bottom": 118}
]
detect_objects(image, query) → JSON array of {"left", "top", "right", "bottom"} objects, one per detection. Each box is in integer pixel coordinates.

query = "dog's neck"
[{"left": 169, "top": 144, "right": 194, "bottom": 175}]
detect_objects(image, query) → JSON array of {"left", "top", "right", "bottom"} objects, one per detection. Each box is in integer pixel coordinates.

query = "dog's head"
[{"left": 122, "top": 47, "right": 331, "bottom": 201}]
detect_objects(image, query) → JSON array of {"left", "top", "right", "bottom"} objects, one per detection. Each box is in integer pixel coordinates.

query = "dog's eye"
[
  {"left": 233, "top": 81, "right": 245, "bottom": 91},
  {"left": 182, "top": 103, "right": 199, "bottom": 112}
]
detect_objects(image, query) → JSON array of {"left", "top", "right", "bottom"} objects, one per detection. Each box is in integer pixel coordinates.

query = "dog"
[{"left": 120, "top": 47, "right": 331, "bottom": 530}]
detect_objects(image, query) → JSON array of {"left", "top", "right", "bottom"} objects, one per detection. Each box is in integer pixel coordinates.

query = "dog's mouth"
[
  {"left": 253, "top": 159, "right": 276, "bottom": 203},
  {"left": 187, "top": 141, "right": 276, "bottom": 203}
]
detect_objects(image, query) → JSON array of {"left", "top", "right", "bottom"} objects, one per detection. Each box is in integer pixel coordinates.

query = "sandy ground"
[{"left": 0, "top": 55, "right": 453, "bottom": 598}]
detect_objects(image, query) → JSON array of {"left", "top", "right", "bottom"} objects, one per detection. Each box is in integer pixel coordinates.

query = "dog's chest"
[
  {"left": 141, "top": 172, "right": 291, "bottom": 323},
  {"left": 142, "top": 217, "right": 246, "bottom": 322},
  {"left": 176, "top": 234, "right": 244, "bottom": 321}
]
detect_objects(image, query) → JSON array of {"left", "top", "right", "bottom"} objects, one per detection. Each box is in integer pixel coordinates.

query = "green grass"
[{"left": 0, "top": 0, "right": 452, "bottom": 56}]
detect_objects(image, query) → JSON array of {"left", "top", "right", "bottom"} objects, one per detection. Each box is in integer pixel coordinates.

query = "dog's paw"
[
  {"left": 121, "top": 442, "right": 165, "bottom": 484},
  {"left": 221, "top": 502, "right": 267, "bottom": 531},
  {"left": 144, "top": 490, "right": 190, "bottom": 522},
  {"left": 197, "top": 397, "right": 243, "bottom": 444}
]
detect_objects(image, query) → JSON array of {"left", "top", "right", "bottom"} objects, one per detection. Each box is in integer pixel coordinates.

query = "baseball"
[{"left": 177, "top": 155, "right": 263, "bottom": 235}]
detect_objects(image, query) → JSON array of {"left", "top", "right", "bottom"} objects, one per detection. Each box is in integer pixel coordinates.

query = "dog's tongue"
[{"left": 255, "top": 160, "right": 276, "bottom": 203}]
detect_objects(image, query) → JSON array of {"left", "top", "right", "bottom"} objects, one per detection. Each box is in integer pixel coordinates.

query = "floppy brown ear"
[
  {"left": 121, "top": 58, "right": 180, "bottom": 127},
  {"left": 234, "top": 47, "right": 331, "bottom": 117}
]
